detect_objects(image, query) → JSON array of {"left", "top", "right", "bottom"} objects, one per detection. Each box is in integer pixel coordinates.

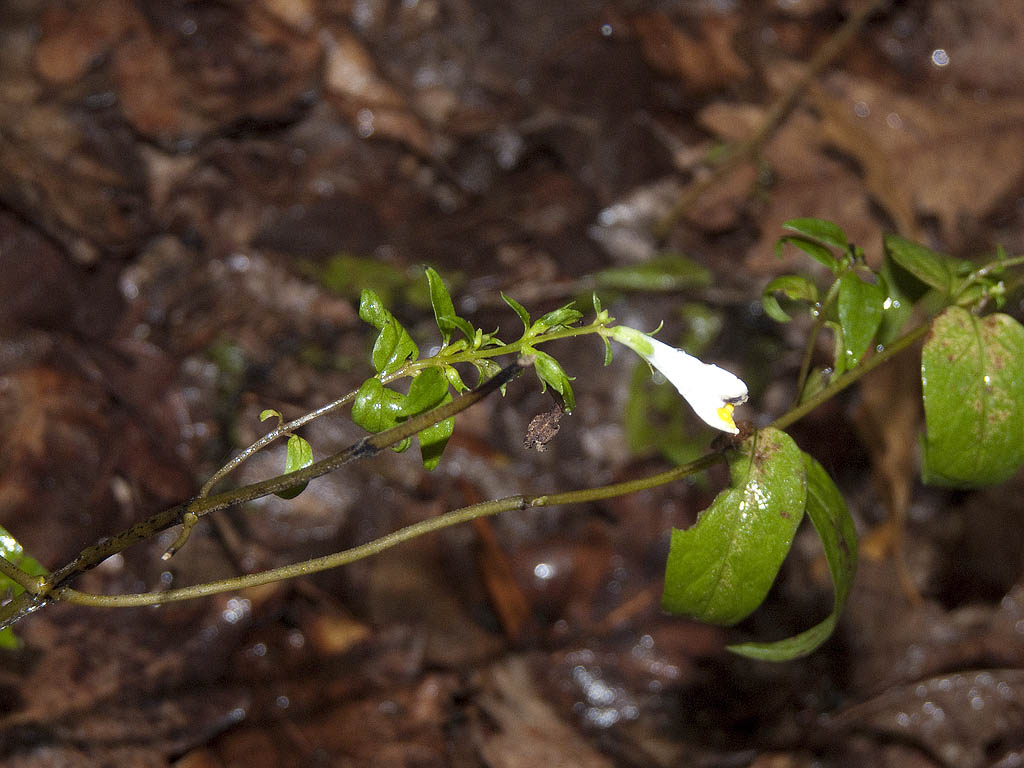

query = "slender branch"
[
  {"left": 655, "top": 0, "right": 890, "bottom": 238},
  {"left": 0, "top": 555, "right": 41, "bottom": 594},
  {"left": 771, "top": 320, "right": 930, "bottom": 432},
  {"left": 55, "top": 454, "right": 723, "bottom": 608},
  {"left": 33, "top": 362, "right": 525, "bottom": 602},
  {"left": 794, "top": 276, "right": 843, "bottom": 403}
]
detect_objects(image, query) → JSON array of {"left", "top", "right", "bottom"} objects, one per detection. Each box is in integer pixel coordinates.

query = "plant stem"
[
  {"left": 32, "top": 362, "right": 525, "bottom": 602},
  {"left": 55, "top": 455, "right": 723, "bottom": 608},
  {"left": 771, "top": 320, "right": 930, "bottom": 432},
  {"left": 0, "top": 555, "right": 41, "bottom": 593},
  {"left": 656, "top": 0, "right": 890, "bottom": 238}
]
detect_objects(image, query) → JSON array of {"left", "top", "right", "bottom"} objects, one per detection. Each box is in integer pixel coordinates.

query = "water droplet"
[{"left": 931, "top": 49, "right": 950, "bottom": 67}]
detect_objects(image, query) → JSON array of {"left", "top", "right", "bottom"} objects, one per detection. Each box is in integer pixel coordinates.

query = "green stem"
[
  {"left": 34, "top": 362, "right": 525, "bottom": 601},
  {"left": 771, "top": 320, "right": 930, "bottom": 432},
  {"left": 0, "top": 555, "right": 41, "bottom": 593},
  {"left": 793, "top": 277, "right": 842, "bottom": 402},
  {"left": 55, "top": 454, "right": 722, "bottom": 608}
]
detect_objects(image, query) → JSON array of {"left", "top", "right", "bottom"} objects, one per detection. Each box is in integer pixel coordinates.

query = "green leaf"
[
  {"left": 416, "top": 393, "right": 454, "bottom": 470},
  {"left": 400, "top": 367, "right": 450, "bottom": 416},
  {"left": 425, "top": 267, "right": 475, "bottom": 343},
  {"left": 592, "top": 254, "right": 711, "bottom": 292},
  {"left": 426, "top": 267, "right": 457, "bottom": 344},
  {"left": 501, "top": 292, "right": 531, "bottom": 332},
  {"left": 782, "top": 218, "right": 849, "bottom": 251},
  {"left": 531, "top": 304, "right": 583, "bottom": 335},
  {"left": 0, "top": 526, "right": 49, "bottom": 649},
  {"left": 762, "top": 275, "right": 819, "bottom": 323},
  {"left": 530, "top": 348, "right": 576, "bottom": 412},
  {"left": 728, "top": 453, "right": 857, "bottom": 660},
  {"left": 358, "top": 290, "right": 419, "bottom": 375},
  {"left": 259, "top": 409, "right": 281, "bottom": 423},
  {"left": 351, "top": 377, "right": 411, "bottom": 452},
  {"left": 921, "top": 307, "right": 1024, "bottom": 487},
  {"left": 275, "top": 434, "right": 314, "bottom": 499},
  {"left": 444, "top": 364, "right": 469, "bottom": 393},
  {"left": 661, "top": 428, "right": 806, "bottom": 625},
  {"left": 875, "top": 254, "right": 917, "bottom": 344},
  {"left": 601, "top": 335, "right": 613, "bottom": 366},
  {"left": 473, "top": 358, "right": 504, "bottom": 386},
  {"left": 317, "top": 253, "right": 410, "bottom": 306},
  {"left": 883, "top": 235, "right": 973, "bottom": 296},
  {"left": 775, "top": 236, "right": 840, "bottom": 273},
  {"left": 837, "top": 271, "right": 884, "bottom": 368}
]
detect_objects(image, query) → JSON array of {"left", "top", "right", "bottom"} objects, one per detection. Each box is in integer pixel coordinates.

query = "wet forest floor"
[{"left": 2, "top": 0, "right": 1024, "bottom": 766}]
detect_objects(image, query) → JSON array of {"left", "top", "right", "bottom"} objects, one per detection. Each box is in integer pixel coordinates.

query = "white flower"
[{"left": 609, "top": 328, "right": 748, "bottom": 434}]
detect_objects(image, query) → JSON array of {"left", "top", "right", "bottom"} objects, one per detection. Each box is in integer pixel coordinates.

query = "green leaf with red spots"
[{"left": 921, "top": 307, "right": 1024, "bottom": 487}]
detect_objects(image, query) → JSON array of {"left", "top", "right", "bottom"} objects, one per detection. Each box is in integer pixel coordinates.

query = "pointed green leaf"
[
  {"left": 775, "top": 236, "right": 840, "bottom": 273},
  {"left": 358, "top": 290, "right": 419, "bottom": 375},
  {"left": 425, "top": 267, "right": 458, "bottom": 344},
  {"left": 728, "top": 453, "right": 857, "bottom": 660},
  {"left": 473, "top": 358, "right": 503, "bottom": 386},
  {"left": 0, "top": 526, "right": 49, "bottom": 649},
  {"left": 400, "top": 367, "right": 450, "bottom": 416},
  {"left": 883, "top": 235, "right": 973, "bottom": 296},
  {"left": 837, "top": 271, "right": 884, "bottom": 368},
  {"left": 921, "top": 307, "right": 1024, "bottom": 487},
  {"left": 531, "top": 304, "right": 583, "bottom": 335},
  {"left": 444, "top": 364, "right": 469, "bottom": 393},
  {"left": 351, "top": 377, "right": 411, "bottom": 452},
  {"left": 259, "top": 409, "right": 282, "bottom": 423},
  {"left": 530, "top": 348, "right": 576, "bottom": 412},
  {"left": 501, "top": 292, "right": 531, "bottom": 332},
  {"left": 592, "top": 254, "right": 711, "bottom": 292},
  {"left": 761, "top": 275, "right": 819, "bottom": 323},
  {"left": 661, "top": 428, "right": 806, "bottom": 625},
  {"left": 417, "top": 392, "right": 454, "bottom": 470},
  {"left": 601, "top": 335, "right": 613, "bottom": 366},
  {"left": 782, "top": 218, "right": 849, "bottom": 251},
  {"left": 275, "top": 434, "right": 314, "bottom": 499}
]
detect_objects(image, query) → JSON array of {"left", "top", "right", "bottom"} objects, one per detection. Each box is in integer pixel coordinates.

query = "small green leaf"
[
  {"left": 400, "top": 367, "right": 450, "bottom": 416},
  {"left": 530, "top": 348, "right": 576, "bottom": 412},
  {"left": 875, "top": 254, "right": 917, "bottom": 344},
  {"left": 501, "top": 292, "right": 531, "bottom": 332},
  {"left": 259, "top": 409, "right": 281, "bottom": 423},
  {"left": 837, "top": 271, "right": 884, "bottom": 368},
  {"left": 762, "top": 275, "right": 819, "bottom": 323},
  {"left": 592, "top": 254, "right": 711, "bottom": 292},
  {"left": 531, "top": 304, "right": 583, "bottom": 335},
  {"left": 275, "top": 434, "right": 314, "bottom": 499},
  {"left": 775, "top": 236, "right": 840, "bottom": 273},
  {"left": 351, "top": 377, "right": 412, "bottom": 452},
  {"left": 882, "top": 235, "right": 974, "bottom": 296},
  {"left": 728, "top": 453, "right": 857, "bottom": 660},
  {"left": 416, "top": 394, "right": 454, "bottom": 470},
  {"left": 601, "top": 335, "right": 613, "bottom": 366},
  {"left": 782, "top": 218, "right": 849, "bottom": 251},
  {"left": 426, "top": 267, "right": 458, "bottom": 344},
  {"left": 921, "top": 307, "right": 1024, "bottom": 487},
  {"left": 444, "top": 365, "right": 469, "bottom": 393},
  {"left": 425, "top": 267, "right": 475, "bottom": 343},
  {"left": 473, "top": 358, "right": 504, "bottom": 386},
  {"left": 592, "top": 293, "right": 603, "bottom": 316},
  {"left": 359, "top": 290, "right": 419, "bottom": 375},
  {"left": 661, "top": 428, "right": 806, "bottom": 625},
  {"left": 0, "top": 526, "right": 48, "bottom": 649}
]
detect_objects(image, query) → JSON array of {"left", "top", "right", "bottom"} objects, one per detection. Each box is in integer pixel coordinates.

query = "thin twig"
[{"left": 655, "top": 0, "right": 890, "bottom": 238}]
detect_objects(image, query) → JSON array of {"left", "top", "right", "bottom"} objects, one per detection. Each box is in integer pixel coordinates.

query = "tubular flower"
[{"left": 608, "top": 328, "right": 749, "bottom": 434}]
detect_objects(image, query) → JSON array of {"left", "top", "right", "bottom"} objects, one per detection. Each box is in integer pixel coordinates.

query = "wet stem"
[{"left": 1, "top": 317, "right": 931, "bottom": 621}]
